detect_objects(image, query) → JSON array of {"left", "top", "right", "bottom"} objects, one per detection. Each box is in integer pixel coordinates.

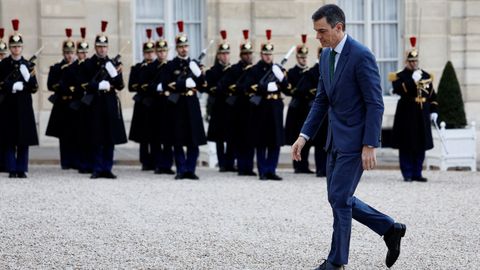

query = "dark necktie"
[{"left": 329, "top": 49, "right": 337, "bottom": 82}]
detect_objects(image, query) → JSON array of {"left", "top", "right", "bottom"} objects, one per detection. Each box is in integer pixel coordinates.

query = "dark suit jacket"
[{"left": 301, "top": 35, "right": 384, "bottom": 152}]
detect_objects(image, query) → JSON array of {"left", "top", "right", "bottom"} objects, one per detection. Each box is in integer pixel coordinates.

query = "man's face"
[
  {"left": 313, "top": 17, "right": 343, "bottom": 48},
  {"left": 240, "top": 52, "right": 253, "bottom": 64},
  {"left": 261, "top": 53, "right": 273, "bottom": 64},
  {"left": 0, "top": 53, "right": 6, "bottom": 60},
  {"left": 9, "top": 45, "right": 22, "bottom": 57},
  {"left": 95, "top": 45, "right": 108, "bottom": 58},
  {"left": 143, "top": 51, "right": 155, "bottom": 62},
  {"left": 156, "top": 50, "right": 168, "bottom": 62},
  {"left": 217, "top": 52, "right": 230, "bottom": 65},
  {"left": 406, "top": 60, "right": 418, "bottom": 71},
  {"left": 296, "top": 55, "right": 307, "bottom": 66},
  {"left": 176, "top": 45, "right": 189, "bottom": 58},
  {"left": 64, "top": 51, "right": 75, "bottom": 63},
  {"left": 77, "top": 52, "right": 87, "bottom": 60}
]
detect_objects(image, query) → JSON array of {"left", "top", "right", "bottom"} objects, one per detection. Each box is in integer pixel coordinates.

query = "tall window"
[
  {"left": 338, "top": 0, "right": 402, "bottom": 94},
  {"left": 134, "top": 0, "right": 205, "bottom": 62}
]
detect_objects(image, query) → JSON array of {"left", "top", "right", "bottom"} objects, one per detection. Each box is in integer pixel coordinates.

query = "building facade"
[{"left": 0, "top": 0, "right": 478, "bottom": 156}]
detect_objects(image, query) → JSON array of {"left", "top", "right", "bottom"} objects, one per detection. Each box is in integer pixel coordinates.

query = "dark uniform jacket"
[
  {"left": 45, "top": 59, "right": 84, "bottom": 142},
  {"left": 391, "top": 68, "right": 438, "bottom": 151},
  {"left": 217, "top": 60, "right": 252, "bottom": 147},
  {"left": 161, "top": 56, "right": 207, "bottom": 146},
  {"left": 243, "top": 60, "right": 288, "bottom": 147},
  {"left": 205, "top": 61, "right": 230, "bottom": 142},
  {"left": 285, "top": 63, "right": 328, "bottom": 146},
  {"left": 128, "top": 60, "right": 156, "bottom": 143},
  {"left": 0, "top": 55, "right": 38, "bottom": 146},
  {"left": 80, "top": 54, "right": 127, "bottom": 146},
  {"left": 147, "top": 59, "right": 170, "bottom": 145}
]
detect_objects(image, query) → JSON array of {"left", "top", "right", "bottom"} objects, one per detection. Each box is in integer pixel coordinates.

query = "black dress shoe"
[
  {"left": 268, "top": 173, "right": 283, "bottom": 181},
  {"left": 239, "top": 171, "right": 257, "bottom": 176},
  {"left": 8, "top": 172, "right": 17, "bottom": 178},
  {"left": 225, "top": 166, "right": 237, "bottom": 172},
  {"left": 174, "top": 173, "right": 185, "bottom": 180},
  {"left": 403, "top": 177, "right": 413, "bottom": 182},
  {"left": 412, "top": 176, "right": 428, "bottom": 182},
  {"left": 103, "top": 171, "right": 117, "bottom": 179},
  {"left": 259, "top": 174, "right": 268, "bottom": 180},
  {"left": 163, "top": 168, "right": 175, "bottom": 175},
  {"left": 316, "top": 172, "right": 327, "bottom": 177},
  {"left": 219, "top": 166, "right": 227, "bottom": 172},
  {"left": 154, "top": 168, "right": 163, "bottom": 174},
  {"left": 142, "top": 165, "right": 155, "bottom": 171},
  {"left": 384, "top": 222, "right": 407, "bottom": 268},
  {"left": 184, "top": 172, "right": 199, "bottom": 180},
  {"left": 295, "top": 168, "right": 314, "bottom": 174},
  {"left": 314, "top": 260, "right": 345, "bottom": 270},
  {"left": 17, "top": 172, "right": 28, "bottom": 178},
  {"left": 78, "top": 169, "right": 92, "bottom": 174},
  {"left": 90, "top": 172, "right": 101, "bottom": 179}
]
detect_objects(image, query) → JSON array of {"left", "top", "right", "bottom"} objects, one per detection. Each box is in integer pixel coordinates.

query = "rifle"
[
  {"left": 250, "top": 45, "right": 296, "bottom": 106},
  {"left": 81, "top": 41, "right": 130, "bottom": 106},
  {"left": 225, "top": 62, "right": 251, "bottom": 106},
  {"left": 0, "top": 46, "right": 43, "bottom": 104},
  {"left": 168, "top": 40, "right": 214, "bottom": 104}
]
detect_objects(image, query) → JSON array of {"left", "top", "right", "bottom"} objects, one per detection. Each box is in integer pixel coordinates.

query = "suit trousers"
[{"left": 326, "top": 148, "right": 394, "bottom": 265}]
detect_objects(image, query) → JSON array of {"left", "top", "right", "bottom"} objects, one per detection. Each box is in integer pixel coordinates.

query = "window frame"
[
  {"left": 132, "top": 0, "right": 206, "bottom": 63},
  {"left": 339, "top": 0, "right": 404, "bottom": 94}
]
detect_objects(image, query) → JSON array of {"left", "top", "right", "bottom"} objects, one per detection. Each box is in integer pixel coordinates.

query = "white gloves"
[
  {"left": 412, "top": 69, "right": 422, "bottom": 82},
  {"left": 105, "top": 61, "right": 118, "bottom": 78},
  {"left": 12, "top": 81, "right": 24, "bottom": 93},
  {"left": 272, "top": 64, "right": 284, "bottom": 81},
  {"left": 98, "top": 80, "right": 111, "bottom": 90},
  {"left": 430, "top": 112, "right": 438, "bottom": 122},
  {"left": 267, "top": 82, "right": 278, "bottom": 92},
  {"left": 19, "top": 64, "right": 30, "bottom": 82},
  {"left": 186, "top": 77, "right": 196, "bottom": 88},
  {"left": 189, "top": 61, "right": 201, "bottom": 77},
  {"left": 156, "top": 83, "right": 163, "bottom": 92}
]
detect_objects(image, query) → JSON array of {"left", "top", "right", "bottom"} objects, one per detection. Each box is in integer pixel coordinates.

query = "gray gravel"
[{"left": 1, "top": 166, "right": 479, "bottom": 269}]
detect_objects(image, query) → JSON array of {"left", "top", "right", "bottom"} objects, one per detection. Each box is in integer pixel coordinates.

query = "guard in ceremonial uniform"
[
  {"left": 149, "top": 26, "right": 174, "bottom": 175},
  {"left": 0, "top": 19, "right": 39, "bottom": 178},
  {"left": 206, "top": 30, "right": 235, "bottom": 172},
  {"left": 243, "top": 30, "right": 288, "bottom": 180},
  {"left": 285, "top": 39, "right": 328, "bottom": 177},
  {"left": 129, "top": 29, "right": 156, "bottom": 171},
  {"left": 0, "top": 28, "right": 8, "bottom": 173},
  {"left": 46, "top": 28, "right": 81, "bottom": 170},
  {"left": 285, "top": 34, "right": 311, "bottom": 173},
  {"left": 217, "top": 30, "right": 256, "bottom": 176},
  {"left": 389, "top": 37, "right": 438, "bottom": 182},
  {"left": 162, "top": 21, "right": 207, "bottom": 180},
  {"left": 80, "top": 21, "right": 127, "bottom": 179},
  {"left": 75, "top": 27, "right": 94, "bottom": 174}
]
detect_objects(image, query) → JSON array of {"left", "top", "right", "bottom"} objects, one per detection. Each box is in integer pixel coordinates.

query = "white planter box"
[{"left": 426, "top": 121, "right": 477, "bottom": 171}]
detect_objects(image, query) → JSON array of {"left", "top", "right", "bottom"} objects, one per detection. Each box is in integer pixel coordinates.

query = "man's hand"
[
  {"left": 292, "top": 136, "right": 307, "bottom": 161},
  {"left": 362, "top": 145, "right": 376, "bottom": 170}
]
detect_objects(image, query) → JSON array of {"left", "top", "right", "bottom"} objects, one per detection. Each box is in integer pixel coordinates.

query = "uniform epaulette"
[{"left": 388, "top": 72, "right": 399, "bottom": 82}]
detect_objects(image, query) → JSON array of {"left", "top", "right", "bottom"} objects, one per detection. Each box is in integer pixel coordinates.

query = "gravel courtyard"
[{"left": 1, "top": 166, "right": 479, "bottom": 269}]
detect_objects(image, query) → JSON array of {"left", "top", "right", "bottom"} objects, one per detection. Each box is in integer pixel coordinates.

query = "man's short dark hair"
[{"left": 312, "top": 4, "right": 346, "bottom": 31}]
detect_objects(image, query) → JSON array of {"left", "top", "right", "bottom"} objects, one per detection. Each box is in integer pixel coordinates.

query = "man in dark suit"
[{"left": 291, "top": 5, "right": 406, "bottom": 269}]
